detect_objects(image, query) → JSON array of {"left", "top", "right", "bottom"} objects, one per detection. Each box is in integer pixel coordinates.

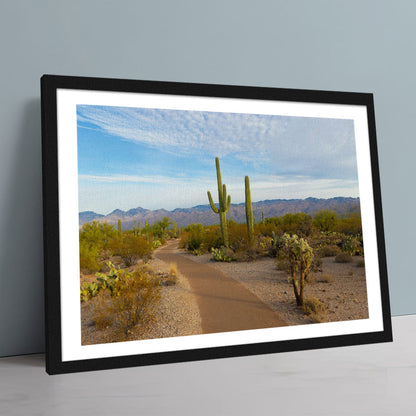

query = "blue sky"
[{"left": 77, "top": 105, "right": 359, "bottom": 214}]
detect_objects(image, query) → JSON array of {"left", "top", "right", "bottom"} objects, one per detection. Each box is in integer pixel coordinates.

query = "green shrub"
[
  {"left": 203, "top": 225, "right": 223, "bottom": 252},
  {"left": 113, "top": 234, "right": 153, "bottom": 266},
  {"left": 80, "top": 221, "right": 117, "bottom": 250},
  {"left": 79, "top": 240, "right": 101, "bottom": 273},
  {"left": 313, "top": 210, "right": 339, "bottom": 232},
  {"left": 180, "top": 223, "right": 205, "bottom": 252},
  {"left": 335, "top": 253, "right": 353, "bottom": 263}
]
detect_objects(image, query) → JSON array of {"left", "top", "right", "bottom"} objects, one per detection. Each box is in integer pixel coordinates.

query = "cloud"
[{"left": 77, "top": 105, "right": 357, "bottom": 180}]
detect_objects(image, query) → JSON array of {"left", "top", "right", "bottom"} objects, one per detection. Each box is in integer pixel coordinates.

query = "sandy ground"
[
  {"left": 180, "top": 250, "right": 369, "bottom": 326},
  {"left": 80, "top": 256, "right": 202, "bottom": 345},
  {"left": 80, "top": 243, "right": 368, "bottom": 345}
]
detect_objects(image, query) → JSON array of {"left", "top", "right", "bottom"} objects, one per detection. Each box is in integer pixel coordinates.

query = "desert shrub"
[
  {"left": 302, "top": 298, "right": 326, "bottom": 323},
  {"left": 79, "top": 240, "right": 101, "bottom": 273},
  {"left": 151, "top": 216, "right": 173, "bottom": 239},
  {"left": 317, "top": 245, "right": 341, "bottom": 257},
  {"left": 280, "top": 212, "right": 313, "bottom": 236},
  {"left": 228, "top": 222, "right": 249, "bottom": 252},
  {"left": 113, "top": 234, "right": 153, "bottom": 266},
  {"left": 313, "top": 210, "right": 339, "bottom": 232},
  {"left": 89, "top": 291, "right": 114, "bottom": 329},
  {"left": 335, "top": 253, "right": 353, "bottom": 263},
  {"left": 336, "top": 211, "right": 362, "bottom": 235},
  {"left": 203, "top": 225, "right": 223, "bottom": 252},
  {"left": 90, "top": 264, "right": 161, "bottom": 340},
  {"left": 255, "top": 221, "right": 278, "bottom": 238},
  {"left": 211, "top": 247, "right": 234, "bottom": 262},
  {"left": 232, "top": 248, "right": 262, "bottom": 262},
  {"left": 317, "top": 273, "right": 333, "bottom": 283},
  {"left": 80, "top": 221, "right": 117, "bottom": 250},
  {"left": 187, "top": 233, "right": 203, "bottom": 251},
  {"left": 180, "top": 223, "right": 205, "bottom": 253},
  {"left": 356, "top": 259, "right": 365, "bottom": 268}
]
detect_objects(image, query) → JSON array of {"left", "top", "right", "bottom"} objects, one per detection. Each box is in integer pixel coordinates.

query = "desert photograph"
[{"left": 77, "top": 105, "right": 368, "bottom": 345}]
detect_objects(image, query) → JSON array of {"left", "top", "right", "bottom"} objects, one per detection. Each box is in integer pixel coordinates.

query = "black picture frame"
[{"left": 41, "top": 74, "right": 392, "bottom": 375}]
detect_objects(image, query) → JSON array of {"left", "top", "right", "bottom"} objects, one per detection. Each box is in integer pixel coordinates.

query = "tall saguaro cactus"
[
  {"left": 245, "top": 175, "right": 254, "bottom": 245},
  {"left": 207, "top": 157, "right": 231, "bottom": 247}
]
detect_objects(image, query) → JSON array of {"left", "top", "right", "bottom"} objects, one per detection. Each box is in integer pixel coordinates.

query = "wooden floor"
[{"left": 1, "top": 315, "right": 415, "bottom": 416}]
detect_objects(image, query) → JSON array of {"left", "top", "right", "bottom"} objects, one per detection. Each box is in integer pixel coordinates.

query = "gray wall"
[{"left": 0, "top": 0, "right": 413, "bottom": 357}]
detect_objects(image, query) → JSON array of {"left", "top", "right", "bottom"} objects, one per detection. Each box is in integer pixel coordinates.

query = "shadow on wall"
[{"left": 0, "top": 99, "right": 45, "bottom": 357}]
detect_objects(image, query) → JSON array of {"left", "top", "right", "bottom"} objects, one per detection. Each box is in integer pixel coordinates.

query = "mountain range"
[{"left": 79, "top": 197, "right": 360, "bottom": 229}]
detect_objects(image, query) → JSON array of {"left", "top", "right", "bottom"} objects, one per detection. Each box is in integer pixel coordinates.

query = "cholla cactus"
[
  {"left": 281, "top": 233, "right": 313, "bottom": 306},
  {"left": 207, "top": 157, "right": 231, "bottom": 247}
]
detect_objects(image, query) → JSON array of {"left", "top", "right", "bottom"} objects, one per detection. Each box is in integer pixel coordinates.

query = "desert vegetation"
[
  {"left": 80, "top": 156, "right": 368, "bottom": 343},
  {"left": 79, "top": 217, "right": 181, "bottom": 344},
  {"left": 177, "top": 157, "right": 367, "bottom": 322}
]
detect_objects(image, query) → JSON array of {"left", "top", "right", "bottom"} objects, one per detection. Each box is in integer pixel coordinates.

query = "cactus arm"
[{"left": 207, "top": 191, "right": 219, "bottom": 213}]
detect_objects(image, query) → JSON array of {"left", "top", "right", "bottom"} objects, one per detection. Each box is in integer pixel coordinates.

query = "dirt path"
[{"left": 154, "top": 240, "right": 287, "bottom": 334}]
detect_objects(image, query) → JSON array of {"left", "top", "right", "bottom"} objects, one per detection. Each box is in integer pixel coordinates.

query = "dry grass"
[
  {"left": 335, "top": 253, "right": 353, "bottom": 263},
  {"left": 302, "top": 297, "right": 326, "bottom": 323},
  {"left": 317, "top": 273, "right": 333, "bottom": 283},
  {"left": 163, "top": 263, "right": 178, "bottom": 286}
]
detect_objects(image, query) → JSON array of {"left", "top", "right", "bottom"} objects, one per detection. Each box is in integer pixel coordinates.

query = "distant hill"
[
  {"left": 79, "top": 197, "right": 360, "bottom": 229},
  {"left": 78, "top": 211, "right": 104, "bottom": 223}
]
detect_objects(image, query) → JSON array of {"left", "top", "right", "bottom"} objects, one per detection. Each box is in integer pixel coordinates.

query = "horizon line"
[{"left": 79, "top": 195, "right": 361, "bottom": 217}]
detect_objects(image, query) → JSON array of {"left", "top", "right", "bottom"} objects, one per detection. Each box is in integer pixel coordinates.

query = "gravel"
[
  {"left": 180, "top": 251, "right": 369, "bottom": 326},
  {"left": 131, "top": 257, "right": 202, "bottom": 340}
]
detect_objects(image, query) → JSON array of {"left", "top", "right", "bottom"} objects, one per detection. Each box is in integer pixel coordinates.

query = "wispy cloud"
[
  {"left": 77, "top": 104, "right": 359, "bottom": 212},
  {"left": 77, "top": 105, "right": 357, "bottom": 179}
]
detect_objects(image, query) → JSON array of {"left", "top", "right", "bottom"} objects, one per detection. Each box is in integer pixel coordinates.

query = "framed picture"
[{"left": 41, "top": 75, "right": 392, "bottom": 374}]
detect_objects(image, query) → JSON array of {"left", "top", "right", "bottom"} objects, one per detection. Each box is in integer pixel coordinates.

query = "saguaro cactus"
[
  {"left": 117, "top": 219, "right": 122, "bottom": 235},
  {"left": 245, "top": 175, "right": 254, "bottom": 245},
  {"left": 207, "top": 157, "right": 231, "bottom": 247}
]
